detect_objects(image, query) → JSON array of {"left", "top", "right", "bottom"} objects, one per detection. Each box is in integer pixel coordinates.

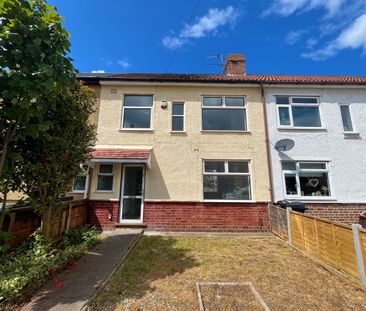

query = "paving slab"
[{"left": 22, "top": 229, "right": 142, "bottom": 311}]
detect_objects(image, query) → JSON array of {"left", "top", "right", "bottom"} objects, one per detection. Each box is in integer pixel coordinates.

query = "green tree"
[
  {"left": 0, "top": 0, "right": 76, "bottom": 203},
  {"left": 12, "top": 83, "right": 96, "bottom": 239}
]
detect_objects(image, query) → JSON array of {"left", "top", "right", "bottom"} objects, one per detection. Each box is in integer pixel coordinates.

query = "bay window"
[
  {"left": 202, "top": 96, "right": 247, "bottom": 131},
  {"left": 203, "top": 160, "right": 251, "bottom": 201},
  {"left": 276, "top": 96, "right": 321, "bottom": 128},
  {"left": 282, "top": 161, "right": 331, "bottom": 198}
]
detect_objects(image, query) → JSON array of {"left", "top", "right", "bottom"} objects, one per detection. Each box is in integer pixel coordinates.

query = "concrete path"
[{"left": 23, "top": 229, "right": 142, "bottom": 311}]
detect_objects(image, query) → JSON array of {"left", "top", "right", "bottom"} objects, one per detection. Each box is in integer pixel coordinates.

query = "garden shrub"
[{"left": 0, "top": 227, "right": 100, "bottom": 305}]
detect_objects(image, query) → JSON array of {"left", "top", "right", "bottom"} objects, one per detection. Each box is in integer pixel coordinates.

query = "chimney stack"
[{"left": 224, "top": 54, "right": 246, "bottom": 76}]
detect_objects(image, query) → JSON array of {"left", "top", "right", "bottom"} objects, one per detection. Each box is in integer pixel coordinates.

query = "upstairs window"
[
  {"left": 203, "top": 160, "right": 251, "bottom": 201},
  {"left": 97, "top": 164, "right": 114, "bottom": 191},
  {"left": 340, "top": 104, "right": 354, "bottom": 132},
  {"left": 276, "top": 96, "right": 321, "bottom": 128},
  {"left": 282, "top": 161, "right": 331, "bottom": 198},
  {"left": 172, "top": 102, "right": 185, "bottom": 131},
  {"left": 202, "top": 96, "right": 247, "bottom": 131},
  {"left": 122, "top": 95, "right": 153, "bottom": 129}
]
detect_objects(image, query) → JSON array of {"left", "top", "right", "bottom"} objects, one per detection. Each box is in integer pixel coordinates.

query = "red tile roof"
[
  {"left": 77, "top": 73, "right": 366, "bottom": 85},
  {"left": 91, "top": 148, "right": 151, "bottom": 160}
]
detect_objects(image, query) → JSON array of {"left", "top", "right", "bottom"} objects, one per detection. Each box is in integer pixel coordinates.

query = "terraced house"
[
  {"left": 74, "top": 54, "right": 366, "bottom": 231},
  {"left": 263, "top": 76, "right": 366, "bottom": 223},
  {"left": 76, "top": 55, "right": 272, "bottom": 231}
]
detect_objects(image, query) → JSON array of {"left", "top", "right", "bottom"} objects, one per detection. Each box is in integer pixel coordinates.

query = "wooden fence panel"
[
  {"left": 1, "top": 199, "right": 89, "bottom": 247},
  {"left": 316, "top": 221, "right": 338, "bottom": 268},
  {"left": 333, "top": 224, "right": 359, "bottom": 278},
  {"left": 268, "top": 205, "right": 288, "bottom": 240},
  {"left": 68, "top": 203, "right": 88, "bottom": 230},
  {"left": 302, "top": 216, "right": 318, "bottom": 256},
  {"left": 290, "top": 212, "right": 304, "bottom": 249},
  {"left": 290, "top": 210, "right": 362, "bottom": 282}
]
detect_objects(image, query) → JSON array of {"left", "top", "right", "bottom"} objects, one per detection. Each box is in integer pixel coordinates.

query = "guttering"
[
  {"left": 262, "top": 83, "right": 366, "bottom": 89},
  {"left": 98, "top": 80, "right": 260, "bottom": 88},
  {"left": 261, "top": 82, "right": 274, "bottom": 204}
]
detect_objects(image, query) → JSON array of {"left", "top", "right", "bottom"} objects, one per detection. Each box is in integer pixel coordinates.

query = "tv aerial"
[
  {"left": 206, "top": 54, "right": 224, "bottom": 67},
  {"left": 274, "top": 139, "right": 295, "bottom": 152}
]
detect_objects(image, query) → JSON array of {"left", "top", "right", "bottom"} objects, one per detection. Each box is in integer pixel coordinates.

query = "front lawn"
[{"left": 89, "top": 235, "right": 366, "bottom": 311}]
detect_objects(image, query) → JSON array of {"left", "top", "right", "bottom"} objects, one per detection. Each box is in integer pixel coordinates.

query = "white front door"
[{"left": 120, "top": 165, "right": 145, "bottom": 223}]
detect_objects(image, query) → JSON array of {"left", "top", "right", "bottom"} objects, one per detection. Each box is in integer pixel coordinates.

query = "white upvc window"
[
  {"left": 282, "top": 161, "right": 331, "bottom": 198},
  {"left": 202, "top": 96, "right": 247, "bottom": 131},
  {"left": 72, "top": 165, "right": 89, "bottom": 193},
  {"left": 339, "top": 104, "right": 355, "bottom": 133},
  {"left": 97, "top": 164, "right": 114, "bottom": 192},
  {"left": 121, "top": 95, "right": 153, "bottom": 129},
  {"left": 172, "top": 102, "right": 185, "bottom": 131},
  {"left": 276, "top": 96, "right": 322, "bottom": 128},
  {"left": 203, "top": 160, "right": 252, "bottom": 201}
]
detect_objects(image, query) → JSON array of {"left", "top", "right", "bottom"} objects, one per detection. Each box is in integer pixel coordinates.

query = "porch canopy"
[{"left": 89, "top": 147, "right": 152, "bottom": 168}]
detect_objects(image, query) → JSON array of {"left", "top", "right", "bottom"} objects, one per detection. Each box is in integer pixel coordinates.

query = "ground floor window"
[
  {"left": 282, "top": 161, "right": 331, "bottom": 197},
  {"left": 97, "top": 164, "right": 114, "bottom": 191},
  {"left": 203, "top": 160, "right": 251, "bottom": 200},
  {"left": 72, "top": 164, "right": 89, "bottom": 193}
]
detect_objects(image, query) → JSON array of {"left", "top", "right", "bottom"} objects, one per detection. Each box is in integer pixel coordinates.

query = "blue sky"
[{"left": 49, "top": 0, "right": 366, "bottom": 76}]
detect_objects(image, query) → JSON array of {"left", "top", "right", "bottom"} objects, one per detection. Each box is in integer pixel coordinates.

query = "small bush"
[{"left": 0, "top": 227, "right": 101, "bottom": 305}]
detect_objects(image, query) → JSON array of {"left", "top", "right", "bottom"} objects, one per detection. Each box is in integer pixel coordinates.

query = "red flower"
[
  {"left": 48, "top": 268, "right": 57, "bottom": 275},
  {"left": 71, "top": 262, "right": 78, "bottom": 267},
  {"left": 55, "top": 281, "right": 64, "bottom": 289}
]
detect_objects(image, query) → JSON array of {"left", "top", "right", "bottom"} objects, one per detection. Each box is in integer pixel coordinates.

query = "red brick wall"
[
  {"left": 305, "top": 203, "right": 366, "bottom": 224},
  {"left": 144, "top": 201, "right": 269, "bottom": 232},
  {"left": 88, "top": 200, "right": 119, "bottom": 229}
]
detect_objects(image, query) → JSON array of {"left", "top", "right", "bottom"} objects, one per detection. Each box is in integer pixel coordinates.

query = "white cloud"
[
  {"left": 162, "top": 6, "right": 240, "bottom": 50},
  {"left": 91, "top": 70, "right": 105, "bottom": 73},
  {"left": 302, "top": 13, "right": 366, "bottom": 60},
  {"left": 117, "top": 58, "right": 131, "bottom": 69},
  {"left": 285, "top": 30, "right": 307, "bottom": 45},
  {"left": 263, "top": 0, "right": 345, "bottom": 17}
]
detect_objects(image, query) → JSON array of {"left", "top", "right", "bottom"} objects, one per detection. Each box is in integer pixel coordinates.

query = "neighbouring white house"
[{"left": 264, "top": 82, "right": 366, "bottom": 223}]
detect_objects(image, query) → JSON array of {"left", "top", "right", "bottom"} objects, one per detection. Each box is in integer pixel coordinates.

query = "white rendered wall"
[{"left": 265, "top": 86, "right": 366, "bottom": 203}]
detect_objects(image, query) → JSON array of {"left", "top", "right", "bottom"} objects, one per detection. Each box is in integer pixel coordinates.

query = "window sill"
[
  {"left": 95, "top": 190, "right": 114, "bottom": 193},
  {"left": 343, "top": 132, "right": 361, "bottom": 139},
  {"left": 170, "top": 131, "right": 187, "bottom": 135},
  {"left": 284, "top": 196, "right": 337, "bottom": 202},
  {"left": 203, "top": 200, "right": 255, "bottom": 203},
  {"left": 200, "top": 130, "right": 251, "bottom": 134},
  {"left": 277, "top": 127, "right": 326, "bottom": 131},
  {"left": 70, "top": 191, "right": 86, "bottom": 194},
  {"left": 118, "top": 129, "right": 154, "bottom": 132}
]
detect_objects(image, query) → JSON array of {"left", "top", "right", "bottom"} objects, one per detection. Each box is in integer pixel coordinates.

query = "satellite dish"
[{"left": 274, "top": 139, "right": 295, "bottom": 152}]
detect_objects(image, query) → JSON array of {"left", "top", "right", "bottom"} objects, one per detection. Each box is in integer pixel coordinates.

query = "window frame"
[
  {"left": 339, "top": 103, "right": 356, "bottom": 133},
  {"left": 72, "top": 164, "right": 89, "bottom": 194},
  {"left": 171, "top": 101, "right": 185, "bottom": 132},
  {"left": 201, "top": 96, "right": 248, "bottom": 132},
  {"left": 276, "top": 96, "right": 323, "bottom": 129},
  {"left": 96, "top": 164, "right": 114, "bottom": 192},
  {"left": 202, "top": 160, "right": 253, "bottom": 202},
  {"left": 281, "top": 161, "right": 332, "bottom": 199},
  {"left": 121, "top": 94, "right": 154, "bottom": 131}
]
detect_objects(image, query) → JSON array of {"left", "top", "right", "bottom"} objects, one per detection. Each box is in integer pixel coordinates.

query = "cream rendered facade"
[{"left": 89, "top": 83, "right": 271, "bottom": 204}]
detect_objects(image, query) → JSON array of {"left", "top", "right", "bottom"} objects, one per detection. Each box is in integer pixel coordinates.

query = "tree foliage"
[
  {"left": 0, "top": 0, "right": 76, "bottom": 189},
  {"left": 12, "top": 83, "right": 96, "bottom": 238}
]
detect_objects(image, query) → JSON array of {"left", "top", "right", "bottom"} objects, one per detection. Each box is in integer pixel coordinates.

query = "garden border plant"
[{"left": 0, "top": 226, "right": 101, "bottom": 307}]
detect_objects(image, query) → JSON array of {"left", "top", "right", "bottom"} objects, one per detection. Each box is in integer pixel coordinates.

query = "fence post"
[
  {"left": 268, "top": 203, "right": 272, "bottom": 232},
  {"left": 352, "top": 224, "right": 366, "bottom": 285},
  {"left": 286, "top": 207, "right": 292, "bottom": 245}
]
